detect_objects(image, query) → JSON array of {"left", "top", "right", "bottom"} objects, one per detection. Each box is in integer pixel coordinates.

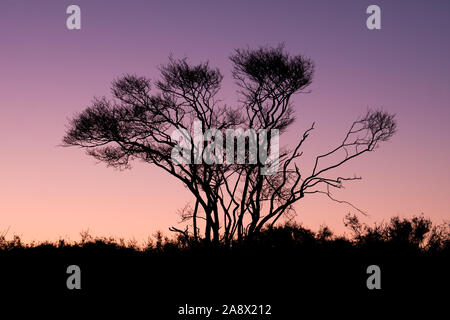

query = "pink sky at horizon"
[{"left": 1, "top": 0, "right": 449, "bottom": 243}]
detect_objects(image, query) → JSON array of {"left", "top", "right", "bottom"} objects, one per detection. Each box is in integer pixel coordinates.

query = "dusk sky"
[{"left": 1, "top": 0, "right": 449, "bottom": 243}]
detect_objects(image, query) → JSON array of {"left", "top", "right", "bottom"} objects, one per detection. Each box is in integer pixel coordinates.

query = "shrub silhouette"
[
  {"left": 1, "top": 215, "right": 448, "bottom": 254},
  {"left": 343, "top": 213, "right": 449, "bottom": 253},
  {"left": 1, "top": 215, "right": 448, "bottom": 310}
]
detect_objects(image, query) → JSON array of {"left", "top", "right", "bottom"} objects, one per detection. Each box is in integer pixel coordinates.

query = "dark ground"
[{"left": 1, "top": 217, "right": 448, "bottom": 318}]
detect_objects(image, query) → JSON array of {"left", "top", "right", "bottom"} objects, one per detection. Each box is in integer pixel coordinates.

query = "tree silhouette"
[{"left": 63, "top": 45, "right": 396, "bottom": 244}]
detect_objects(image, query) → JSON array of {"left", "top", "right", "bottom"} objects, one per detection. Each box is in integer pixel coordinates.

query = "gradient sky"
[{"left": 1, "top": 0, "right": 449, "bottom": 243}]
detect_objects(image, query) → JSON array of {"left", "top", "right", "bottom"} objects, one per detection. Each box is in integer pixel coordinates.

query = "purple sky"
[{"left": 1, "top": 0, "right": 449, "bottom": 242}]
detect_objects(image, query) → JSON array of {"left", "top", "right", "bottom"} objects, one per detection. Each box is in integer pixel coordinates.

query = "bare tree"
[{"left": 63, "top": 45, "right": 396, "bottom": 244}]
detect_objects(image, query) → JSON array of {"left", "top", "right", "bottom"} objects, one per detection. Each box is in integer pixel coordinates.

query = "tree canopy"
[{"left": 63, "top": 45, "right": 396, "bottom": 244}]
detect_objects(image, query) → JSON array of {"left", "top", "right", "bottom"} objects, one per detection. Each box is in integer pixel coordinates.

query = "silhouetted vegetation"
[
  {"left": 2, "top": 215, "right": 448, "bottom": 254},
  {"left": 1, "top": 215, "right": 448, "bottom": 315},
  {"left": 63, "top": 45, "right": 397, "bottom": 244}
]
